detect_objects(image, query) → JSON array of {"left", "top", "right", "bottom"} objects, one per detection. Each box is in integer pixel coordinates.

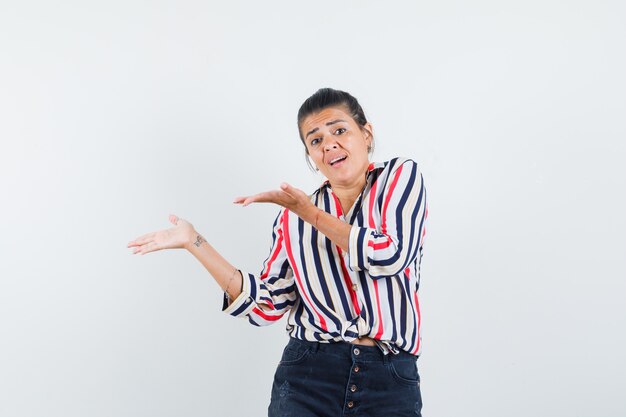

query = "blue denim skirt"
[{"left": 268, "top": 337, "right": 422, "bottom": 417}]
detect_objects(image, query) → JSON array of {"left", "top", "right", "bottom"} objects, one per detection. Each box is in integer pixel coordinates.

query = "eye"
[
  {"left": 335, "top": 127, "right": 346, "bottom": 135},
  {"left": 310, "top": 137, "right": 322, "bottom": 146}
]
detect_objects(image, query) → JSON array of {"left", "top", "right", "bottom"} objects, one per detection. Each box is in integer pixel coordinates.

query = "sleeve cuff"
[
  {"left": 221, "top": 271, "right": 258, "bottom": 317},
  {"left": 347, "top": 225, "right": 373, "bottom": 272}
]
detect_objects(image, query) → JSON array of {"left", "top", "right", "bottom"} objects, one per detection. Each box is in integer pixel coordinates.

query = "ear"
[{"left": 362, "top": 122, "right": 374, "bottom": 145}]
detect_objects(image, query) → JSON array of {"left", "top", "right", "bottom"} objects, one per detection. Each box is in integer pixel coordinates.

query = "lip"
[
  {"left": 330, "top": 158, "right": 347, "bottom": 169},
  {"left": 326, "top": 154, "right": 348, "bottom": 166}
]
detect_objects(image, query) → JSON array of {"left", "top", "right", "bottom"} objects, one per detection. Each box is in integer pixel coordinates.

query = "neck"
[{"left": 329, "top": 173, "right": 368, "bottom": 214}]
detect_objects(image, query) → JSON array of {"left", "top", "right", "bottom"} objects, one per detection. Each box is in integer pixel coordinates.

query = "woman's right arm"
[
  {"left": 127, "top": 214, "right": 244, "bottom": 300},
  {"left": 186, "top": 232, "right": 244, "bottom": 301},
  {"left": 127, "top": 212, "right": 296, "bottom": 325}
]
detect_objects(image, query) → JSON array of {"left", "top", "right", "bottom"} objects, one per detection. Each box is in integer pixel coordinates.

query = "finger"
[
  {"left": 127, "top": 232, "right": 155, "bottom": 247},
  {"left": 241, "top": 198, "right": 254, "bottom": 207},
  {"left": 169, "top": 214, "right": 179, "bottom": 225},
  {"left": 132, "top": 241, "right": 153, "bottom": 254},
  {"left": 280, "top": 182, "right": 306, "bottom": 197},
  {"left": 242, "top": 191, "right": 283, "bottom": 206},
  {"left": 280, "top": 185, "right": 309, "bottom": 207},
  {"left": 279, "top": 182, "right": 296, "bottom": 197},
  {"left": 234, "top": 195, "right": 262, "bottom": 206},
  {"left": 128, "top": 235, "right": 155, "bottom": 247},
  {"left": 136, "top": 241, "right": 159, "bottom": 255},
  {"left": 236, "top": 193, "right": 265, "bottom": 206}
]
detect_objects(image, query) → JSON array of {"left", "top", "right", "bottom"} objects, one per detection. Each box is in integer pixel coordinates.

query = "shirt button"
[
  {"left": 352, "top": 284, "right": 358, "bottom": 291},
  {"left": 353, "top": 348, "right": 360, "bottom": 356},
  {"left": 353, "top": 365, "right": 360, "bottom": 373},
  {"left": 347, "top": 401, "right": 354, "bottom": 408},
  {"left": 246, "top": 298, "right": 252, "bottom": 303},
  {"left": 350, "top": 384, "right": 357, "bottom": 392}
]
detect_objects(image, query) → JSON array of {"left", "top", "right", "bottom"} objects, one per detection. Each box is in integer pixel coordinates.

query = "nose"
[{"left": 324, "top": 140, "right": 339, "bottom": 152}]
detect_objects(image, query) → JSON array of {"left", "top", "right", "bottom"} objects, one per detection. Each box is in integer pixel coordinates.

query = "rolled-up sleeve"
[
  {"left": 222, "top": 208, "right": 297, "bottom": 326},
  {"left": 347, "top": 159, "right": 427, "bottom": 278}
]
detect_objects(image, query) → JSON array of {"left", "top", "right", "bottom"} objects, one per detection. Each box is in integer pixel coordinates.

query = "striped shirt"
[{"left": 223, "top": 157, "right": 428, "bottom": 356}]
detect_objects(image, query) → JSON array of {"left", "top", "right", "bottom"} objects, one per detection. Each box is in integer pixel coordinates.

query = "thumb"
[
  {"left": 281, "top": 182, "right": 302, "bottom": 198},
  {"left": 280, "top": 182, "right": 294, "bottom": 197}
]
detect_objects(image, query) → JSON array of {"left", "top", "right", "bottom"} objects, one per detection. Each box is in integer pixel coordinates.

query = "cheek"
[
  {"left": 308, "top": 149, "right": 324, "bottom": 163},
  {"left": 311, "top": 152, "right": 324, "bottom": 164}
]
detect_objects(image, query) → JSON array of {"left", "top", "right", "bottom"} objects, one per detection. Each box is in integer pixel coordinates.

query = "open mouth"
[{"left": 329, "top": 155, "right": 347, "bottom": 166}]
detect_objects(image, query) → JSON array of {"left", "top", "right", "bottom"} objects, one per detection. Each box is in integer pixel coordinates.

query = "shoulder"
[
  {"left": 382, "top": 157, "right": 420, "bottom": 175},
  {"left": 309, "top": 187, "right": 324, "bottom": 202},
  {"left": 381, "top": 158, "right": 424, "bottom": 192}
]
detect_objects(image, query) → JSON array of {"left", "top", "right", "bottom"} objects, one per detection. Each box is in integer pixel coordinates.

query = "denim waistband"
[{"left": 285, "top": 337, "right": 417, "bottom": 363}]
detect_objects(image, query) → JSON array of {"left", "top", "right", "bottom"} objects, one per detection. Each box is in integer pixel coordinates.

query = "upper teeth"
[{"left": 330, "top": 156, "right": 345, "bottom": 164}]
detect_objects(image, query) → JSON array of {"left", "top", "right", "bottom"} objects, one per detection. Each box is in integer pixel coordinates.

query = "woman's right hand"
[{"left": 127, "top": 214, "right": 197, "bottom": 255}]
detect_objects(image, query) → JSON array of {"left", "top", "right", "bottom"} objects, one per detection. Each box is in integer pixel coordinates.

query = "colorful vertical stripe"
[{"left": 223, "top": 157, "right": 428, "bottom": 355}]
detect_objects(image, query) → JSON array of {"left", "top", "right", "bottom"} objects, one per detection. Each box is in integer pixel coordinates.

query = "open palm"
[
  {"left": 127, "top": 214, "right": 195, "bottom": 255},
  {"left": 233, "top": 182, "right": 313, "bottom": 217}
]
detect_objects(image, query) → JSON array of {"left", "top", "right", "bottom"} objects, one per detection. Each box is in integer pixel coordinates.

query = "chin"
[{"left": 327, "top": 171, "right": 354, "bottom": 185}]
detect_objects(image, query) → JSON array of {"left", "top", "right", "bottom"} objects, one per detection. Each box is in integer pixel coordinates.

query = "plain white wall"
[{"left": 1, "top": 1, "right": 625, "bottom": 416}]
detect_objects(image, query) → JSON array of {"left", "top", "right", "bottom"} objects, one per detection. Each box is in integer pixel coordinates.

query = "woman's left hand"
[{"left": 233, "top": 182, "right": 315, "bottom": 218}]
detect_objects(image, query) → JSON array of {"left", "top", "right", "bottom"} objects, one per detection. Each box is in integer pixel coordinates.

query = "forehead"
[{"left": 301, "top": 106, "right": 355, "bottom": 131}]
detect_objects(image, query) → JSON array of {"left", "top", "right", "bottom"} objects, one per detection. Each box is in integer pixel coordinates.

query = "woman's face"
[{"left": 301, "top": 106, "right": 373, "bottom": 188}]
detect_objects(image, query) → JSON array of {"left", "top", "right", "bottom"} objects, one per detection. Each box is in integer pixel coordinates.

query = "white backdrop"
[{"left": 1, "top": 1, "right": 625, "bottom": 416}]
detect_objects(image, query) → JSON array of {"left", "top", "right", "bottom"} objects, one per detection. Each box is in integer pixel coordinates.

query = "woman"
[{"left": 128, "top": 88, "right": 428, "bottom": 416}]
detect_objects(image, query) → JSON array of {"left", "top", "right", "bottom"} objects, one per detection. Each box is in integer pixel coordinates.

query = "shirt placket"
[{"left": 329, "top": 188, "right": 365, "bottom": 317}]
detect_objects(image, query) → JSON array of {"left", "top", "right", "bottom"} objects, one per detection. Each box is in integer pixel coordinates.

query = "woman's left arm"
[
  {"left": 234, "top": 183, "right": 352, "bottom": 252},
  {"left": 235, "top": 159, "right": 427, "bottom": 278}
]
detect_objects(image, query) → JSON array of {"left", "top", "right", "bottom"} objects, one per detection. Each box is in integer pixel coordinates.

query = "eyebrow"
[{"left": 305, "top": 119, "right": 348, "bottom": 139}]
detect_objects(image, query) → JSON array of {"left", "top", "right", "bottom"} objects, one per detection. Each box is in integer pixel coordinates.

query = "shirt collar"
[{"left": 317, "top": 161, "right": 385, "bottom": 191}]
